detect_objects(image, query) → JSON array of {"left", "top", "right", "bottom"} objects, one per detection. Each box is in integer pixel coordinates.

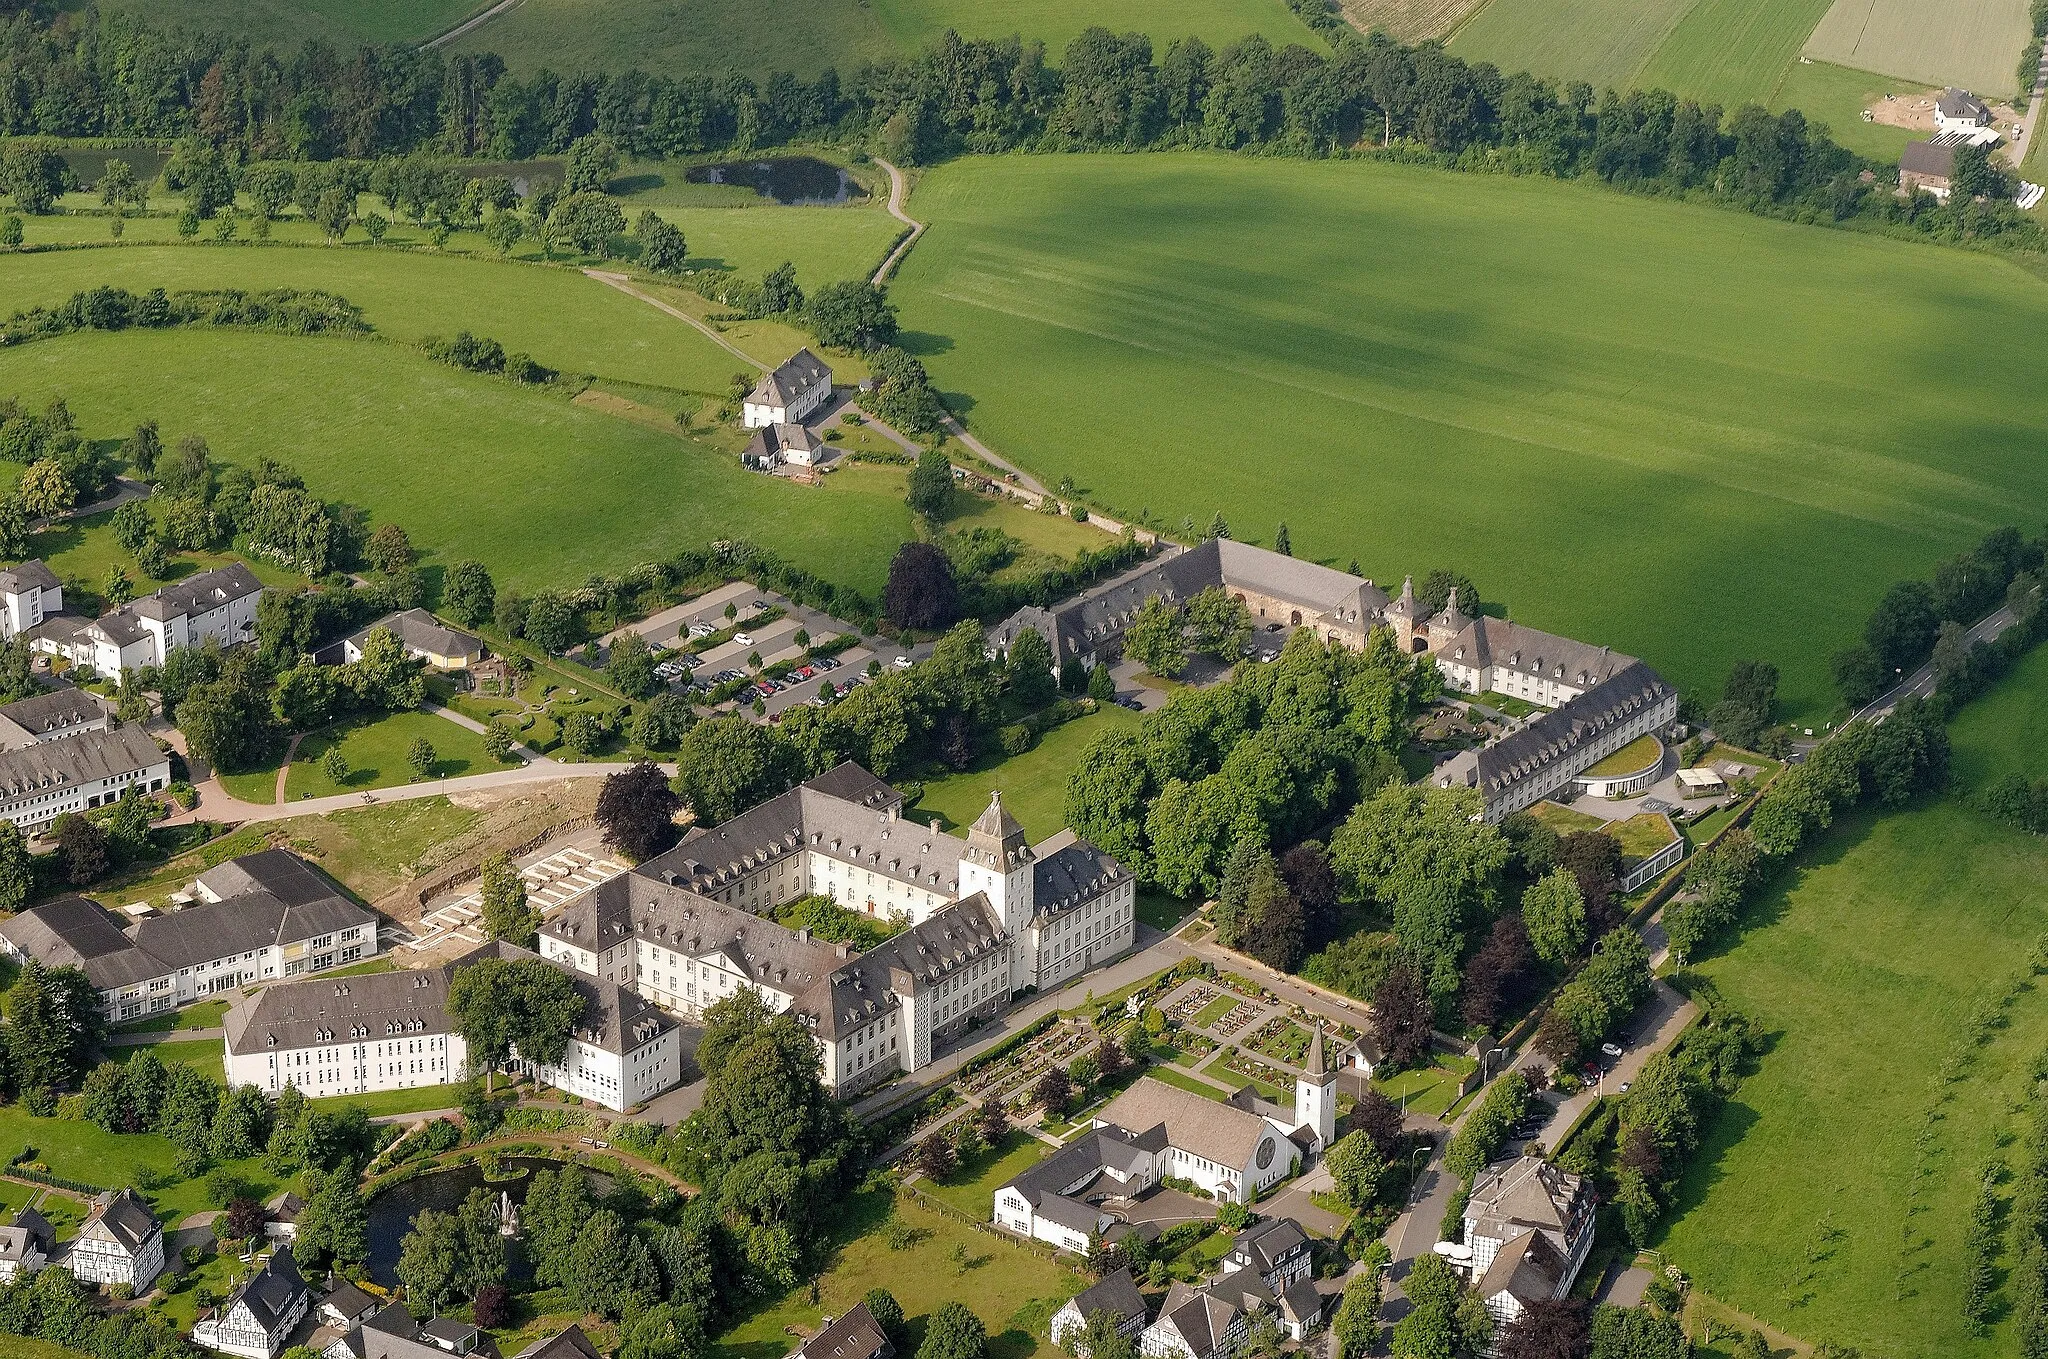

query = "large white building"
[
  {"left": 0, "top": 850, "right": 377, "bottom": 1021},
  {"left": 0, "top": 560, "right": 62, "bottom": 640},
  {"left": 540, "top": 765, "right": 1137, "bottom": 1094},
  {"left": 66, "top": 1189, "right": 163, "bottom": 1293},
  {"left": 0, "top": 721, "right": 169, "bottom": 834},
  {"left": 462, "top": 940, "right": 684, "bottom": 1112},
  {"left": 192, "top": 1246, "right": 311, "bottom": 1359},
  {"left": 743, "top": 349, "right": 832, "bottom": 428},
  {"left": 31, "top": 563, "right": 263, "bottom": 675},
  {"left": 224, "top": 965, "right": 466, "bottom": 1100},
  {"left": 996, "top": 1050, "right": 1336, "bottom": 1246},
  {"left": 0, "top": 688, "right": 112, "bottom": 749}
]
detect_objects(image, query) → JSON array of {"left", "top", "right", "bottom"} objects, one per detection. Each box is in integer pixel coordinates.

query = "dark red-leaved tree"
[
  {"left": 595, "top": 760, "right": 683, "bottom": 860},
  {"left": 1371, "top": 961, "right": 1434, "bottom": 1071},
  {"left": 883, "top": 542, "right": 959, "bottom": 632},
  {"left": 1495, "top": 1297, "right": 1591, "bottom": 1359}
]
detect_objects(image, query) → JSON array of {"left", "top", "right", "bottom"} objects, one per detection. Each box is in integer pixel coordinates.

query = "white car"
[
  {"left": 892, "top": 655, "right": 913, "bottom": 669},
  {"left": 1599, "top": 1042, "right": 1624, "bottom": 1059},
  {"left": 734, "top": 633, "right": 753, "bottom": 647}
]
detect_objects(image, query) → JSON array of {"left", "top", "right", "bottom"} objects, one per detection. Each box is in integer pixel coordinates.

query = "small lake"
[
  {"left": 363, "top": 1156, "right": 610, "bottom": 1287},
  {"left": 684, "top": 156, "right": 868, "bottom": 205}
]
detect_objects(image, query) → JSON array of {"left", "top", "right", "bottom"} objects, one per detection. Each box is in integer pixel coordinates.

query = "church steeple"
[{"left": 1295, "top": 1023, "right": 1337, "bottom": 1151}]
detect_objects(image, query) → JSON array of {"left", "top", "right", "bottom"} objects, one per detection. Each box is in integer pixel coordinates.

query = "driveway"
[{"left": 1523, "top": 980, "right": 1695, "bottom": 1151}]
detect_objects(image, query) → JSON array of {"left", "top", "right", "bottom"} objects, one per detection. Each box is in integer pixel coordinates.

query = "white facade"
[
  {"left": 191, "top": 1251, "right": 310, "bottom": 1359},
  {"left": 33, "top": 564, "right": 262, "bottom": 675},
  {"left": 743, "top": 350, "right": 833, "bottom": 428},
  {"left": 228, "top": 1026, "right": 463, "bottom": 1099},
  {"left": 67, "top": 1192, "right": 163, "bottom": 1293},
  {"left": 0, "top": 563, "right": 61, "bottom": 640},
  {"left": 512, "top": 1024, "right": 681, "bottom": 1113},
  {"left": 0, "top": 726, "right": 170, "bottom": 836}
]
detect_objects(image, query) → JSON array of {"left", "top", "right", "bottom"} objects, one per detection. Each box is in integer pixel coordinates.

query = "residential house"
[
  {"left": 1051, "top": 1270, "right": 1148, "bottom": 1356},
  {"left": 67, "top": 1189, "right": 164, "bottom": 1292},
  {"left": 32, "top": 563, "right": 263, "bottom": 675},
  {"left": 1450, "top": 1157, "right": 1596, "bottom": 1334},
  {"left": 316, "top": 1280, "right": 380, "bottom": 1331},
  {"left": 323, "top": 1302, "right": 496, "bottom": 1359},
  {"left": 1936, "top": 87, "right": 1993, "bottom": 130},
  {"left": 543, "top": 769, "right": 1137, "bottom": 1095},
  {"left": 0, "top": 688, "right": 111, "bottom": 749},
  {"left": 513, "top": 1329, "right": 607, "bottom": 1359},
  {"left": 1140, "top": 1282, "right": 1247, "bottom": 1359},
  {"left": 786, "top": 1303, "right": 895, "bottom": 1359},
  {"left": 192, "top": 1246, "right": 312, "bottom": 1359},
  {"left": 1134, "top": 1217, "right": 1324, "bottom": 1359},
  {"left": 741, "top": 423, "right": 828, "bottom": 471},
  {"left": 0, "top": 560, "right": 62, "bottom": 639},
  {"left": 1901, "top": 140, "right": 1956, "bottom": 198},
  {"left": 342, "top": 610, "right": 486, "bottom": 671},
  {"left": 0, "top": 849, "right": 378, "bottom": 1021},
  {"left": 0, "top": 1206, "right": 53, "bottom": 1281},
  {"left": 263, "top": 1191, "right": 304, "bottom": 1242},
  {"left": 459, "top": 940, "right": 683, "bottom": 1112},
  {"left": 0, "top": 723, "right": 169, "bottom": 833},
  {"left": 224, "top": 966, "right": 465, "bottom": 1099},
  {"left": 744, "top": 350, "right": 832, "bottom": 428}
]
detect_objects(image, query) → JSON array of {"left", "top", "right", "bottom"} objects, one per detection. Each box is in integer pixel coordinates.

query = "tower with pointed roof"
[
  {"left": 1294, "top": 1024, "right": 1337, "bottom": 1151},
  {"left": 960, "top": 791, "right": 1036, "bottom": 958},
  {"left": 1385, "top": 574, "right": 1420, "bottom": 652},
  {"left": 1427, "top": 585, "right": 1473, "bottom": 653}
]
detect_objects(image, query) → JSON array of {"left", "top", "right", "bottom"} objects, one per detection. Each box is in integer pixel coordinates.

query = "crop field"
[
  {"left": 1804, "top": 0, "right": 2032, "bottom": 96},
  {"left": 1633, "top": 0, "right": 1835, "bottom": 109},
  {"left": 889, "top": 154, "right": 2048, "bottom": 719},
  {"left": 1342, "top": 0, "right": 1487, "bottom": 42},
  {"left": 0, "top": 245, "right": 747, "bottom": 395},
  {"left": 0, "top": 330, "right": 914, "bottom": 597},
  {"left": 96, "top": 0, "right": 482, "bottom": 47},
  {"left": 1449, "top": 0, "right": 1699, "bottom": 93},
  {"left": 1658, "top": 646, "right": 2048, "bottom": 1356},
  {"left": 451, "top": 0, "right": 1318, "bottom": 80}
]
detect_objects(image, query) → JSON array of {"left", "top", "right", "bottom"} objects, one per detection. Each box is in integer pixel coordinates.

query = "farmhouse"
[
  {"left": 458, "top": 940, "right": 684, "bottom": 1111},
  {"left": 1051, "top": 1270, "right": 1148, "bottom": 1355},
  {"left": 0, "top": 722, "right": 169, "bottom": 834},
  {"left": 0, "top": 1206, "right": 52, "bottom": 1282},
  {"left": 322, "top": 1302, "right": 489, "bottom": 1359},
  {"left": 1935, "top": 88, "right": 1993, "bottom": 130},
  {"left": 1433, "top": 662, "right": 1678, "bottom": 823},
  {"left": 224, "top": 965, "right": 465, "bottom": 1100},
  {"left": 988, "top": 538, "right": 1392, "bottom": 672},
  {"left": 1442, "top": 1157, "right": 1596, "bottom": 1334},
  {"left": 540, "top": 769, "right": 1136, "bottom": 1094},
  {"left": 66, "top": 1189, "right": 164, "bottom": 1293},
  {"left": 744, "top": 349, "right": 832, "bottom": 428},
  {"left": 515, "top": 1328, "right": 608, "bottom": 1359},
  {"left": 996, "top": 1057, "right": 1334, "bottom": 1244},
  {"left": 741, "top": 423, "right": 828, "bottom": 472},
  {"left": 191, "top": 1245, "right": 311, "bottom": 1359},
  {"left": 1900, "top": 141, "right": 1955, "bottom": 198},
  {"left": 0, "top": 687, "right": 111, "bottom": 748},
  {"left": 0, "top": 849, "right": 376, "bottom": 1020},
  {"left": 0, "top": 560, "right": 61, "bottom": 639},
  {"left": 341, "top": 610, "right": 486, "bottom": 671},
  {"left": 31, "top": 563, "right": 263, "bottom": 674}
]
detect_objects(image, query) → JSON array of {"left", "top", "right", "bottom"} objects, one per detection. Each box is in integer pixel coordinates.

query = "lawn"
[
  {"left": 1142, "top": 1064, "right": 1234, "bottom": 1102},
  {"left": 0, "top": 329, "right": 916, "bottom": 597},
  {"left": 96, "top": 0, "right": 481, "bottom": 46},
  {"left": 272, "top": 798, "right": 487, "bottom": 902},
  {"left": 1584, "top": 733, "right": 1663, "bottom": 777},
  {"left": 0, "top": 245, "right": 742, "bottom": 396},
  {"left": 913, "top": 705, "right": 1144, "bottom": 842},
  {"left": 447, "top": 0, "right": 1319, "bottom": 80},
  {"left": 890, "top": 154, "right": 2048, "bottom": 720},
  {"left": 1610, "top": 812, "right": 1679, "bottom": 860},
  {"left": 110, "top": 1039, "right": 225, "bottom": 1081},
  {"left": 21, "top": 510, "right": 313, "bottom": 618},
  {"left": 1656, "top": 645, "right": 2048, "bottom": 1356},
  {"left": 1527, "top": 801, "right": 1607, "bottom": 835},
  {"left": 1803, "top": 0, "right": 2032, "bottom": 95},
  {"left": 1450, "top": 0, "right": 1699, "bottom": 93},
  {"left": 308, "top": 1084, "right": 462, "bottom": 1116},
  {"left": 1193, "top": 994, "right": 1243, "bottom": 1028},
  {"left": 1372, "top": 1059, "right": 1476, "bottom": 1118},
  {"left": 920, "top": 1130, "right": 1051, "bottom": 1220},
  {"left": 1768, "top": 59, "right": 1923, "bottom": 162},
  {"left": 271, "top": 710, "right": 500, "bottom": 801},
  {"left": 1136, "top": 891, "right": 1193, "bottom": 932},
  {"left": 713, "top": 1190, "right": 1083, "bottom": 1359},
  {"left": 0, "top": 1101, "right": 277, "bottom": 1224},
  {"left": 636, "top": 204, "right": 910, "bottom": 286},
  {"left": 112, "top": 998, "right": 230, "bottom": 1036}
]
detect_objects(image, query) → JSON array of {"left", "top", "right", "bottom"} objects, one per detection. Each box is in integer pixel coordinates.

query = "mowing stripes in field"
[
  {"left": 1634, "top": 0, "right": 1837, "bottom": 109},
  {"left": 889, "top": 154, "right": 2048, "bottom": 719},
  {"left": 1449, "top": 0, "right": 1699, "bottom": 93},
  {"left": 1803, "top": 0, "right": 2033, "bottom": 96}
]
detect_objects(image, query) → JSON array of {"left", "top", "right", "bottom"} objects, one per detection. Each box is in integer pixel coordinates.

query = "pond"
[
  {"left": 683, "top": 156, "right": 868, "bottom": 205},
  {"left": 363, "top": 1156, "right": 610, "bottom": 1286}
]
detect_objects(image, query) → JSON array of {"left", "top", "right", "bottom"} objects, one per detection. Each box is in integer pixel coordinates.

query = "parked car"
[
  {"left": 1599, "top": 1042, "right": 1624, "bottom": 1059},
  {"left": 892, "top": 655, "right": 913, "bottom": 669},
  {"left": 734, "top": 633, "right": 754, "bottom": 647},
  {"left": 688, "top": 621, "right": 715, "bottom": 638},
  {"left": 1118, "top": 697, "right": 1143, "bottom": 710},
  {"left": 818, "top": 657, "right": 841, "bottom": 671},
  {"left": 796, "top": 665, "right": 815, "bottom": 679}
]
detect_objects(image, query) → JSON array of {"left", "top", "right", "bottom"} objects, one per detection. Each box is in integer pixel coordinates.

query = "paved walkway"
[
  {"left": 2008, "top": 51, "right": 2046, "bottom": 170},
  {"left": 870, "top": 159, "right": 926, "bottom": 286},
  {"left": 423, "top": 0, "right": 521, "bottom": 48},
  {"left": 106, "top": 1027, "right": 224, "bottom": 1047}
]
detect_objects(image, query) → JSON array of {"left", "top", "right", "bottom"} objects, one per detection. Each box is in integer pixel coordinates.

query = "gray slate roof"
[
  {"left": 86, "top": 1189, "right": 159, "bottom": 1254},
  {"left": 457, "top": 940, "right": 674, "bottom": 1056},
  {"left": 345, "top": 609, "right": 485, "bottom": 662},
  {"left": 0, "top": 722, "right": 163, "bottom": 801},
  {"left": 0, "top": 560, "right": 59, "bottom": 594},
  {"left": 1436, "top": 661, "right": 1671, "bottom": 800},
  {"left": 226, "top": 1245, "right": 307, "bottom": 1332},
  {"left": 0, "top": 687, "right": 106, "bottom": 737},
  {"left": 200, "top": 849, "right": 352, "bottom": 909},
  {"left": 1097, "top": 1076, "right": 1280, "bottom": 1169},
  {"left": 794, "top": 893, "right": 1005, "bottom": 1040},
  {"left": 1029, "top": 830, "right": 1129, "bottom": 925},
  {"left": 750, "top": 349, "right": 832, "bottom": 408},
  {"left": 790, "top": 1303, "right": 894, "bottom": 1359},
  {"left": 225, "top": 966, "right": 456, "bottom": 1056},
  {"left": 127, "top": 562, "right": 262, "bottom": 621},
  {"left": 743, "top": 423, "right": 827, "bottom": 462},
  {"left": 1435, "top": 615, "right": 1636, "bottom": 690},
  {"left": 1937, "top": 87, "right": 1991, "bottom": 119},
  {"left": 1064, "top": 1268, "right": 1147, "bottom": 1328},
  {"left": 1901, "top": 140, "right": 1956, "bottom": 177},
  {"left": 515, "top": 1327, "right": 607, "bottom": 1359}
]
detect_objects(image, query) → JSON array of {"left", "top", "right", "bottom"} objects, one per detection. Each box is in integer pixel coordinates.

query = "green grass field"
[
  {"left": 1634, "top": 0, "right": 1836, "bottom": 108},
  {"left": 919, "top": 1130, "right": 1051, "bottom": 1220},
  {"left": 1657, "top": 645, "right": 2048, "bottom": 1356},
  {"left": 1450, "top": 0, "right": 1698, "bottom": 93},
  {"left": 218, "top": 710, "right": 501, "bottom": 802},
  {"left": 641, "top": 206, "right": 910, "bottom": 290},
  {"left": 0, "top": 330, "right": 915, "bottom": 597},
  {"left": 890, "top": 154, "right": 2048, "bottom": 719},
  {"left": 91, "top": 0, "right": 480, "bottom": 45},
  {"left": 913, "top": 705, "right": 1144, "bottom": 841},
  {"left": 0, "top": 245, "right": 743, "bottom": 396},
  {"left": 449, "top": 0, "right": 1319, "bottom": 80},
  {"left": 1803, "top": 0, "right": 2032, "bottom": 96},
  {"left": 1768, "top": 59, "right": 1922, "bottom": 161}
]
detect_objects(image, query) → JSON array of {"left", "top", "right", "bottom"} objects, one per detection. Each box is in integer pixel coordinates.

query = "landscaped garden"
[
  {"left": 913, "top": 703, "right": 1143, "bottom": 843},
  {"left": 217, "top": 709, "right": 502, "bottom": 803},
  {"left": 919, "top": 1129, "right": 1052, "bottom": 1221}
]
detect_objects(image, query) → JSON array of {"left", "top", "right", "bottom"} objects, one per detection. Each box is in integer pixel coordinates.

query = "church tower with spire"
[
  {"left": 960, "top": 791, "right": 1036, "bottom": 969},
  {"left": 1295, "top": 1024, "right": 1338, "bottom": 1151}
]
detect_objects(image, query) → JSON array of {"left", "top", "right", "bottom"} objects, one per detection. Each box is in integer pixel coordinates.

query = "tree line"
[{"left": 4, "top": 9, "right": 2044, "bottom": 255}]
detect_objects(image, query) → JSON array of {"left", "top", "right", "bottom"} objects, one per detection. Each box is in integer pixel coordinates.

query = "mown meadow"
[
  {"left": 1657, "top": 644, "right": 2048, "bottom": 1356},
  {"left": 889, "top": 152, "right": 2048, "bottom": 717}
]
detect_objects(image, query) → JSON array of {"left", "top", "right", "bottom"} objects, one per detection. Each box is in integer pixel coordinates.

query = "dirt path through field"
[
  {"left": 423, "top": 0, "right": 523, "bottom": 49},
  {"left": 582, "top": 270, "right": 764, "bottom": 371},
  {"left": 870, "top": 158, "right": 927, "bottom": 286}
]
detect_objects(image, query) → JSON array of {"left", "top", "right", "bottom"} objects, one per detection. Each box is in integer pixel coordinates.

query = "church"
[{"left": 538, "top": 764, "right": 1137, "bottom": 1094}]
